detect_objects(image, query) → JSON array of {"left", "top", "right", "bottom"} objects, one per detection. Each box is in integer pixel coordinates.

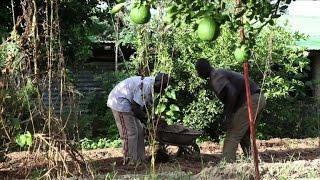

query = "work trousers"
[
  {"left": 222, "top": 93, "right": 266, "bottom": 162},
  {"left": 112, "top": 110, "right": 145, "bottom": 163}
]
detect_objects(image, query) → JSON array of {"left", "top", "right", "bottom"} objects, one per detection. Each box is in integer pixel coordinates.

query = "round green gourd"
[
  {"left": 130, "top": 5, "right": 151, "bottom": 24},
  {"left": 234, "top": 45, "right": 249, "bottom": 63},
  {"left": 197, "top": 17, "right": 218, "bottom": 41}
]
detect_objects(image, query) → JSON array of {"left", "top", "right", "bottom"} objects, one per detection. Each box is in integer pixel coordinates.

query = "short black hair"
[
  {"left": 195, "top": 59, "right": 212, "bottom": 79},
  {"left": 154, "top": 73, "right": 169, "bottom": 93}
]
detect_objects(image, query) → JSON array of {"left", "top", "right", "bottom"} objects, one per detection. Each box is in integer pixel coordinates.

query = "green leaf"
[
  {"left": 166, "top": 110, "right": 174, "bottom": 117},
  {"left": 91, "top": 142, "right": 97, "bottom": 149},
  {"left": 169, "top": 104, "right": 180, "bottom": 112},
  {"left": 156, "top": 103, "right": 166, "bottom": 114},
  {"left": 171, "top": 91, "right": 176, "bottom": 100},
  {"left": 15, "top": 135, "right": 26, "bottom": 147},
  {"left": 166, "top": 5, "right": 178, "bottom": 14},
  {"left": 97, "top": 141, "right": 104, "bottom": 148},
  {"left": 166, "top": 91, "right": 176, "bottom": 100},
  {"left": 279, "top": 5, "right": 288, "bottom": 11},
  {"left": 272, "top": 14, "right": 281, "bottom": 18},
  {"left": 111, "top": 2, "right": 126, "bottom": 14},
  {"left": 25, "top": 131, "right": 32, "bottom": 147}
]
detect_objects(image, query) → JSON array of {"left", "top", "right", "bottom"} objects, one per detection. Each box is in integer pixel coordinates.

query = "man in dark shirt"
[{"left": 195, "top": 59, "right": 266, "bottom": 162}]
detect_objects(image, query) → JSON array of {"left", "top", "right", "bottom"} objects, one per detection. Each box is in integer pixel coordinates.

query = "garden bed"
[{"left": 0, "top": 138, "right": 319, "bottom": 179}]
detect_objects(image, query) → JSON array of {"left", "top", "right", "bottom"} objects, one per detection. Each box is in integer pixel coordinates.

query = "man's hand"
[
  {"left": 140, "top": 117, "right": 147, "bottom": 126},
  {"left": 131, "top": 101, "right": 148, "bottom": 125}
]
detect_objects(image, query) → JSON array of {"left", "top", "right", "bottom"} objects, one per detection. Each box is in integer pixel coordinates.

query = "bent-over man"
[
  {"left": 107, "top": 73, "right": 169, "bottom": 165},
  {"left": 195, "top": 59, "right": 266, "bottom": 162}
]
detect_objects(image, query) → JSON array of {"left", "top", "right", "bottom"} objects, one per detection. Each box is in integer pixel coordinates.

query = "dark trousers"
[{"left": 222, "top": 93, "right": 266, "bottom": 162}]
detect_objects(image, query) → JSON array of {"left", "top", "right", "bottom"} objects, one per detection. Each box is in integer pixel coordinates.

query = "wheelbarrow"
[{"left": 154, "top": 119, "right": 203, "bottom": 157}]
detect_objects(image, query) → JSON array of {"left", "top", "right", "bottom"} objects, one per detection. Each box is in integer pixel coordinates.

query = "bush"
[
  {"left": 0, "top": 37, "right": 39, "bottom": 150},
  {"left": 258, "top": 97, "right": 319, "bottom": 139}
]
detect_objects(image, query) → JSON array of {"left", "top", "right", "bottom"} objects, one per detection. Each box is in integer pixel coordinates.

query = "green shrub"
[
  {"left": 258, "top": 97, "right": 319, "bottom": 139},
  {"left": 0, "top": 37, "right": 39, "bottom": 150},
  {"left": 80, "top": 138, "right": 121, "bottom": 150}
]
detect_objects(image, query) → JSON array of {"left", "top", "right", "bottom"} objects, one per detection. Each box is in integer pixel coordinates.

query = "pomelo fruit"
[
  {"left": 234, "top": 45, "right": 249, "bottom": 63},
  {"left": 197, "top": 17, "right": 218, "bottom": 41},
  {"left": 130, "top": 5, "right": 151, "bottom": 24}
]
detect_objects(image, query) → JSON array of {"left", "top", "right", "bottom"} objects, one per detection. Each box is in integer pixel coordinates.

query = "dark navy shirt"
[{"left": 209, "top": 69, "right": 260, "bottom": 112}]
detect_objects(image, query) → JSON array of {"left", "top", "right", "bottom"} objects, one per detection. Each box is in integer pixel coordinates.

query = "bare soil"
[{"left": 0, "top": 138, "right": 319, "bottom": 179}]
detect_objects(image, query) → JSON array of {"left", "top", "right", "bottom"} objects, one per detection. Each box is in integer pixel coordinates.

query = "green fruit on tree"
[
  {"left": 111, "top": 3, "right": 126, "bottom": 14},
  {"left": 234, "top": 45, "right": 249, "bottom": 63},
  {"left": 130, "top": 5, "right": 151, "bottom": 24},
  {"left": 197, "top": 17, "right": 218, "bottom": 41}
]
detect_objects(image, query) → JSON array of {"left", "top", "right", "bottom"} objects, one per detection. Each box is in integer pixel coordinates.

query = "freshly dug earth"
[{"left": 0, "top": 138, "right": 319, "bottom": 179}]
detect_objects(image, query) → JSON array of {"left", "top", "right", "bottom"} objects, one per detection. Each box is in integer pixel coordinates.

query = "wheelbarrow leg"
[
  {"left": 192, "top": 143, "right": 201, "bottom": 158},
  {"left": 176, "top": 146, "right": 183, "bottom": 157},
  {"left": 193, "top": 142, "right": 200, "bottom": 153},
  {"left": 154, "top": 143, "right": 170, "bottom": 163},
  {"left": 176, "top": 143, "right": 200, "bottom": 158},
  {"left": 176, "top": 146, "right": 192, "bottom": 157}
]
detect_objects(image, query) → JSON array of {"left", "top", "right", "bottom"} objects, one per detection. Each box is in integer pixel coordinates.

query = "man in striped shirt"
[{"left": 107, "top": 73, "right": 169, "bottom": 165}]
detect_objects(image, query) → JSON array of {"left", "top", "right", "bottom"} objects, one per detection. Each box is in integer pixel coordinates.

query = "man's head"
[
  {"left": 195, "top": 59, "right": 213, "bottom": 79},
  {"left": 154, "top": 73, "right": 169, "bottom": 93}
]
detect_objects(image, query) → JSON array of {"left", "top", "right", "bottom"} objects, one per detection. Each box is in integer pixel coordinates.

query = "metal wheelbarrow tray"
[{"left": 155, "top": 120, "right": 203, "bottom": 156}]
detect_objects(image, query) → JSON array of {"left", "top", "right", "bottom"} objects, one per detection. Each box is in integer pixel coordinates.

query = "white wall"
[{"left": 283, "top": 1, "right": 320, "bottom": 36}]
